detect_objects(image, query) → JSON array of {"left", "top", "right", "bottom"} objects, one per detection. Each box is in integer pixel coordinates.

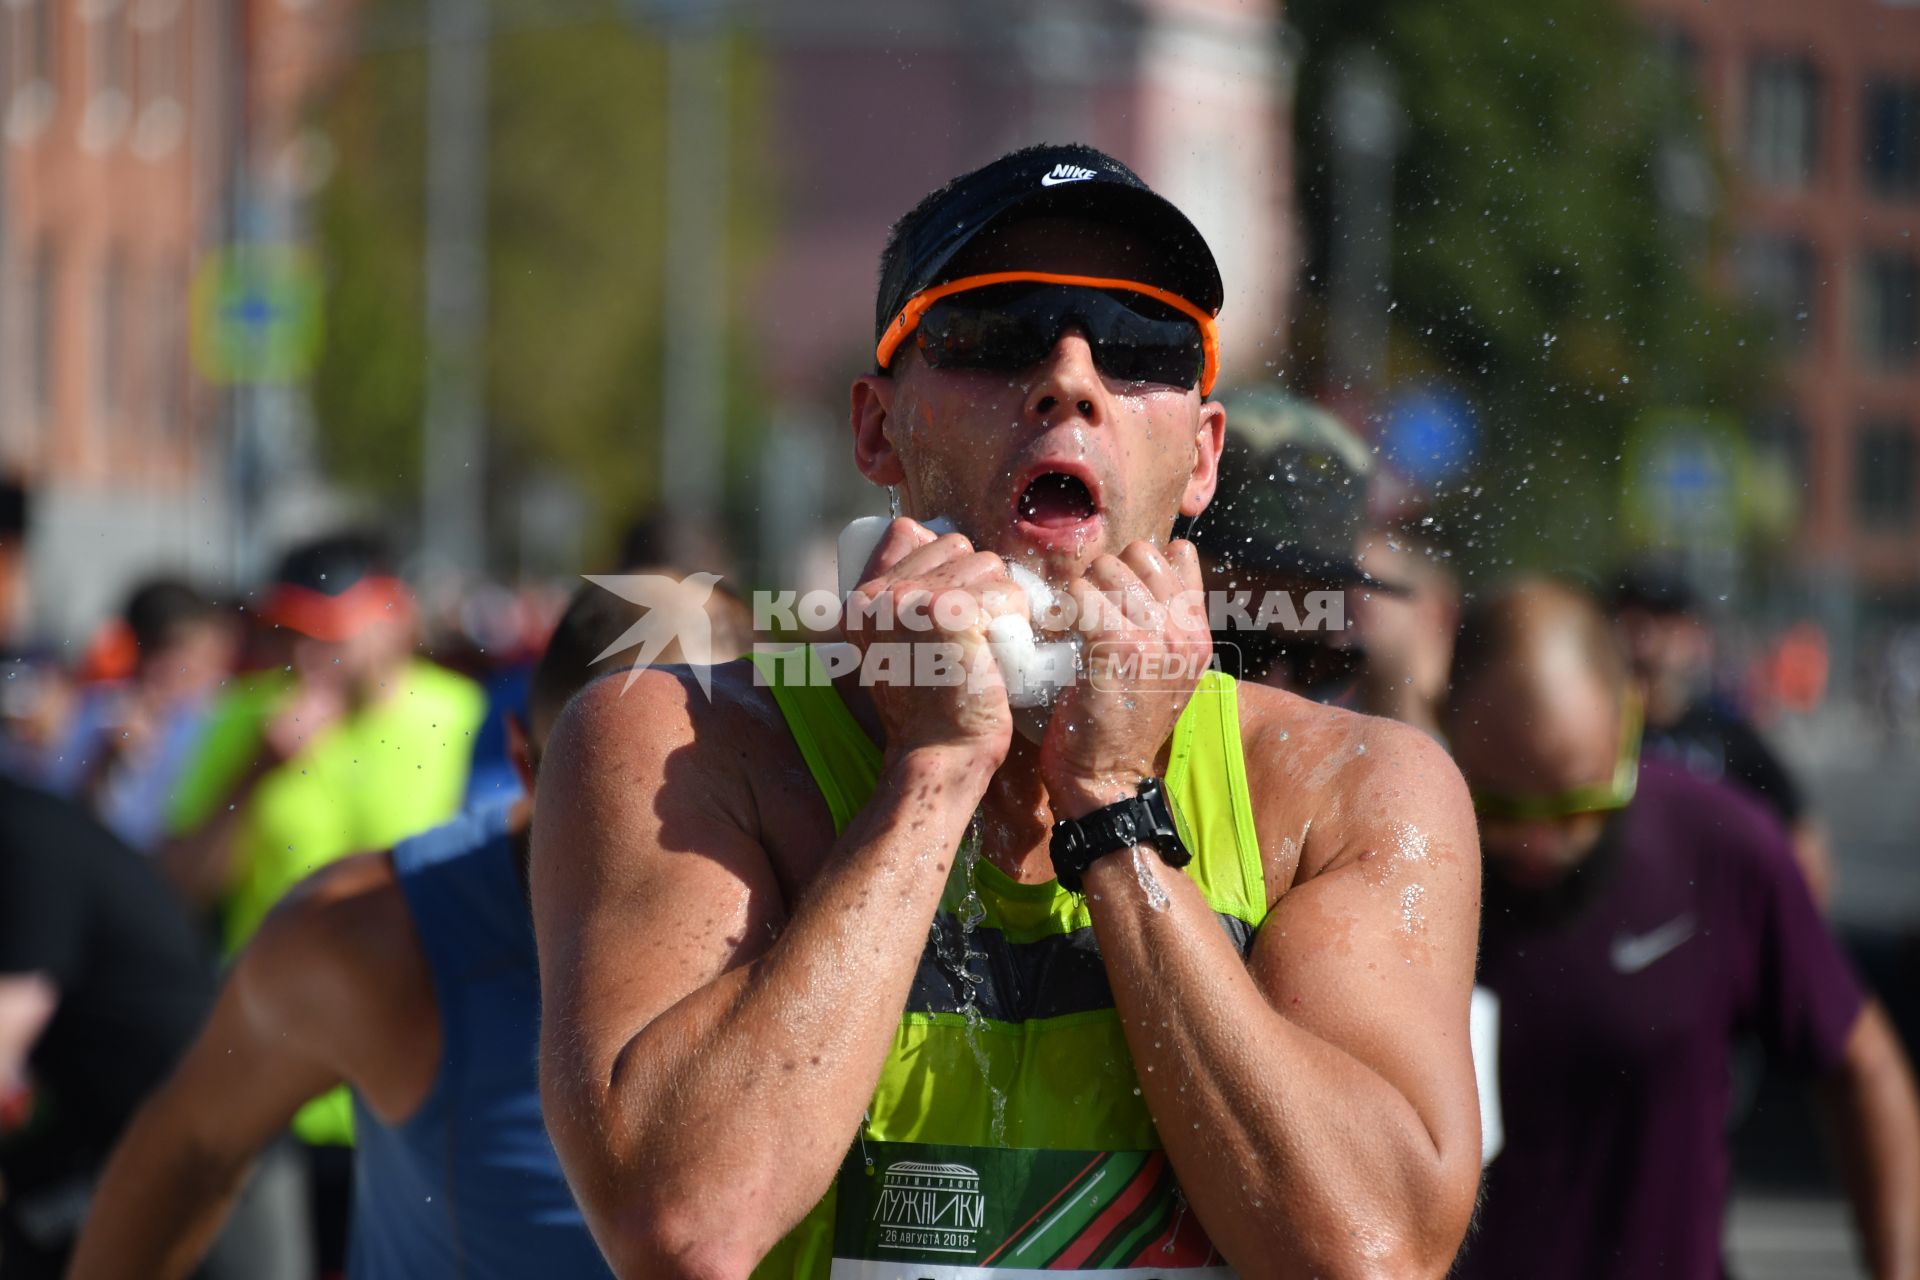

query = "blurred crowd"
[{"left": 0, "top": 389, "right": 1906, "bottom": 1279}]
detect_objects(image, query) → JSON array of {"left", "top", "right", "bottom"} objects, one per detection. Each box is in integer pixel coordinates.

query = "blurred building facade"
[
  {"left": 0, "top": 0, "right": 353, "bottom": 643},
  {"left": 4, "top": 0, "right": 1295, "bottom": 634},
  {"left": 1637, "top": 0, "right": 1920, "bottom": 599},
  {"left": 750, "top": 0, "right": 1295, "bottom": 591}
]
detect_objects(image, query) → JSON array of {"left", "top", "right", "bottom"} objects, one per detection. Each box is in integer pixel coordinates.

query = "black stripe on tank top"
[{"left": 905, "top": 910, "right": 1255, "bottom": 1023}]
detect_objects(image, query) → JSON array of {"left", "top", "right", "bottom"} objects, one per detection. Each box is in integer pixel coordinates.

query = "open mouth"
[{"left": 1017, "top": 471, "right": 1100, "bottom": 530}]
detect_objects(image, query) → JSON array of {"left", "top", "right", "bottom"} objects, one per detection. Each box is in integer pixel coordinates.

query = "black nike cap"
[{"left": 874, "top": 142, "right": 1224, "bottom": 358}]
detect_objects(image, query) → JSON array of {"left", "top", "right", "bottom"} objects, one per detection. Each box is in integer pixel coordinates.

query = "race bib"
[{"left": 829, "top": 1139, "right": 1233, "bottom": 1279}]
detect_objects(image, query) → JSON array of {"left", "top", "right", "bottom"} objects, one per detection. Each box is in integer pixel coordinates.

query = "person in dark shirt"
[
  {"left": 1447, "top": 578, "right": 1920, "bottom": 1280},
  {"left": 0, "top": 779, "right": 301, "bottom": 1279},
  {"left": 1613, "top": 562, "right": 1831, "bottom": 904}
]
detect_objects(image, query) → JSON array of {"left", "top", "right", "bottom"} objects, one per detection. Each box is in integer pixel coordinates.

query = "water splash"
[
  {"left": 929, "top": 813, "right": 1008, "bottom": 1143},
  {"left": 1131, "top": 846, "right": 1170, "bottom": 912},
  {"left": 928, "top": 813, "right": 987, "bottom": 1021},
  {"left": 1399, "top": 882, "right": 1428, "bottom": 935}
]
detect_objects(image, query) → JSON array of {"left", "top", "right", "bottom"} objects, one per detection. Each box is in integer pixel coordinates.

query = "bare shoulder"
[
  {"left": 545, "top": 659, "right": 788, "bottom": 806},
  {"left": 235, "top": 850, "right": 433, "bottom": 1097},
  {"left": 539, "top": 656, "right": 833, "bottom": 898},
  {"left": 1232, "top": 682, "right": 1476, "bottom": 899}
]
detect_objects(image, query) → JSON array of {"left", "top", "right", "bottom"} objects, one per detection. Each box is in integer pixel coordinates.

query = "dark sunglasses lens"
[
  {"left": 1089, "top": 292, "right": 1204, "bottom": 387},
  {"left": 917, "top": 286, "right": 1202, "bottom": 388},
  {"left": 1092, "top": 332, "right": 1203, "bottom": 386},
  {"left": 918, "top": 290, "right": 1053, "bottom": 371}
]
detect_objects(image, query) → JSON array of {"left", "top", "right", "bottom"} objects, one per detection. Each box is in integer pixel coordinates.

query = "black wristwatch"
[{"left": 1050, "top": 777, "right": 1191, "bottom": 895}]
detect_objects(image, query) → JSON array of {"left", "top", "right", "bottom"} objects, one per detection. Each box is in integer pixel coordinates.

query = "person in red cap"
[{"left": 156, "top": 531, "right": 485, "bottom": 1272}]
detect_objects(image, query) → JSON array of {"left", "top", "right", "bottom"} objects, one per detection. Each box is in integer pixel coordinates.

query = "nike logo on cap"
[
  {"left": 1609, "top": 914, "right": 1697, "bottom": 974},
  {"left": 1040, "top": 163, "right": 1098, "bottom": 187}
]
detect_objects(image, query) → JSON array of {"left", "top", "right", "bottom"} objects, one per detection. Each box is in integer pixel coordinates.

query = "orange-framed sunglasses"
[{"left": 874, "top": 271, "right": 1222, "bottom": 396}]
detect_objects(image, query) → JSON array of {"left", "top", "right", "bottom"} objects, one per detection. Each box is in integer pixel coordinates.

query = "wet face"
[
  {"left": 852, "top": 218, "right": 1224, "bottom": 580},
  {"left": 1448, "top": 662, "right": 1625, "bottom": 889}
]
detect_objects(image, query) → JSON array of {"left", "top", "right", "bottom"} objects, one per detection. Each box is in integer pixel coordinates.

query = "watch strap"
[{"left": 1049, "top": 777, "right": 1191, "bottom": 894}]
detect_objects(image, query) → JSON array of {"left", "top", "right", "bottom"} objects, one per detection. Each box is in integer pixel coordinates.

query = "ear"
[
  {"left": 506, "top": 712, "right": 536, "bottom": 796},
  {"left": 1178, "top": 397, "right": 1229, "bottom": 518},
  {"left": 850, "top": 371, "right": 908, "bottom": 486}
]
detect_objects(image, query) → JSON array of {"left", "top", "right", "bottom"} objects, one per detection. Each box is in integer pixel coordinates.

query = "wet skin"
[{"left": 533, "top": 222, "right": 1486, "bottom": 1279}]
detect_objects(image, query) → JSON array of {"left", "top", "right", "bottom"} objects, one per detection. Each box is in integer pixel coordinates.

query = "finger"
[
  {"left": 942, "top": 550, "right": 1011, "bottom": 589},
  {"left": 1065, "top": 577, "right": 1109, "bottom": 641},
  {"left": 867, "top": 518, "right": 968, "bottom": 584},
  {"left": 1085, "top": 555, "right": 1160, "bottom": 628},
  {"left": 1162, "top": 539, "right": 1210, "bottom": 634},
  {"left": 1166, "top": 538, "right": 1205, "bottom": 595},
  {"left": 1118, "top": 541, "right": 1181, "bottom": 603}
]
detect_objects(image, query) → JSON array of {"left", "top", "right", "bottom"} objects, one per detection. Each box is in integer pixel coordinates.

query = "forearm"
[
  {"left": 581, "top": 747, "right": 991, "bottom": 1273},
  {"left": 1822, "top": 1004, "right": 1920, "bottom": 1280},
  {"left": 157, "top": 761, "right": 272, "bottom": 906},
  {"left": 1083, "top": 856, "right": 1467, "bottom": 1279},
  {"left": 67, "top": 1099, "right": 254, "bottom": 1280}
]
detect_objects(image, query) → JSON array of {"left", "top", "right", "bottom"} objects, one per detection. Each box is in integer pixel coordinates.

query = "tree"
[
  {"left": 309, "top": 1, "right": 765, "bottom": 570},
  {"left": 1287, "top": 0, "right": 1769, "bottom": 574}
]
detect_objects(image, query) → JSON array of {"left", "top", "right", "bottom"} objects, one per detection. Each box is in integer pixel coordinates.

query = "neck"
[
  {"left": 1644, "top": 678, "right": 1692, "bottom": 728},
  {"left": 348, "top": 660, "right": 410, "bottom": 712}
]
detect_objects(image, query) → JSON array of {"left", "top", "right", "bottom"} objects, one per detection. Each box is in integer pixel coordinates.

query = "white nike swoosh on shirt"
[
  {"left": 1039, "top": 173, "right": 1095, "bottom": 186},
  {"left": 1609, "top": 914, "right": 1697, "bottom": 974}
]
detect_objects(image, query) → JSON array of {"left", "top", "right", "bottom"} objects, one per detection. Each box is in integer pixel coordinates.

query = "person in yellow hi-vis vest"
[
  {"left": 533, "top": 144, "right": 1486, "bottom": 1280},
  {"left": 159, "top": 532, "right": 484, "bottom": 1271}
]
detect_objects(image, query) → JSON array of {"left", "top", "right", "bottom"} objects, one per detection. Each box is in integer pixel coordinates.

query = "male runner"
[
  {"left": 1351, "top": 529, "right": 1457, "bottom": 742},
  {"left": 46, "top": 578, "right": 237, "bottom": 850},
  {"left": 1611, "top": 562, "right": 1833, "bottom": 903},
  {"left": 1445, "top": 578, "right": 1920, "bottom": 1280},
  {"left": 67, "top": 572, "right": 750, "bottom": 1279},
  {"left": 535, "top": 144, "right": 1484, "bottom": 1279}
]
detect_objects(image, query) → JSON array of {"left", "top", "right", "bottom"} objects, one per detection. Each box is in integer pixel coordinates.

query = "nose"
[{"left": 1023, "top": 327, "right": 1104, "bottom": 425}]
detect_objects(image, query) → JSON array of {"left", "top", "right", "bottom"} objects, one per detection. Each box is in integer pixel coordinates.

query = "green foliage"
[
  {"left": 1288, "top": 0, "right": 1770, "bottom": 574},
  {"left": 310, "top": 4, "right": 766, "bottom": 567}
]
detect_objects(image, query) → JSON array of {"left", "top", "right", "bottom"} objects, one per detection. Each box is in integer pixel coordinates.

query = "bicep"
[
  {"left": 531, "top": 674, "right": 789, "bottom": 1105},
  {"left": 1248, "top": 734, "right": 1482, "bottom": 1148}
]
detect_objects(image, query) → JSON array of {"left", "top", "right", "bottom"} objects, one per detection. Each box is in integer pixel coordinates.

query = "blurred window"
[
  {"left": 4, "top": 0, "right": 58, "bottom": 140},
  {"left": 1863, "top": 81, "right": 1920, "bottom": 198},
  {"left": 1857, "top": 250, "right": 1920, "bottom": 369},
  {"left": 1751, "top": 405, "right": 1810, "bottom": 486},
  {"left": 1650, "top": 25, "right": 1699, "bottom": 83},
  {"left": 153, "top": 267, "right": 187, "bottom": 439},
  {"left": 1737, "top": 234, "right": 1818, "bottom": 351},
  {"left": 1746, "top": 55, "right": 1822, "bottom": 187},
  {"left": 131, "top": 9, "right": 183, "bottom": 158},
  {"left": 1855, "top": 420, "right": 1916, "bottom": 531},
  {"left": 94, "top": 252, "right": 126, "bottom": 425},
  {"left": 28, "top": 240, "right": 56, "bottom": 424},
  {"left": 80, "top": 0, "right": 130, "bottom": 151}
]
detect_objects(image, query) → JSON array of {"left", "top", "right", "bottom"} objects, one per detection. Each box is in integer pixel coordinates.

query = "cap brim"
[{"left": 260, "top": 577, "right": 412, "bottom": 642}]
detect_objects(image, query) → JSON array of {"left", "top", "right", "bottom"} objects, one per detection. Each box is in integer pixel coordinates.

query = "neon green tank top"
[{"left": 748, "top": 646, "right": 1265, "bottom": 1279}]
